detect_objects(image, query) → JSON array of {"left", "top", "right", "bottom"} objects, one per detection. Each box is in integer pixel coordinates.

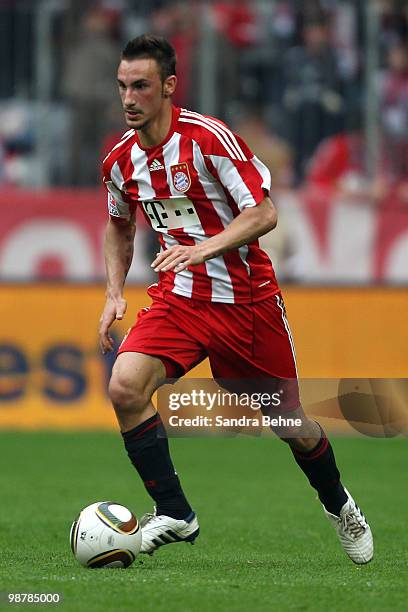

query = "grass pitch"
[{"left": 0, "top": 432, "right": 407, "bottom": 611}]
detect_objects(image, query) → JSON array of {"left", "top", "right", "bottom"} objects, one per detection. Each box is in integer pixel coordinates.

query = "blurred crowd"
[{"left": 0, "top": 0, "right": 407, "bottom": 201}]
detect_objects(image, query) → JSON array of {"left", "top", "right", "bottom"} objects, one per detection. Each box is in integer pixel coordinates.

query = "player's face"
[{"left": 117, "top": 58, "right": 174, "bottom": 129}]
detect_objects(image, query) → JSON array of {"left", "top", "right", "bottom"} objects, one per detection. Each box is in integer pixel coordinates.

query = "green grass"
[{"left": 0, "top": 432, "right": 407, "bottom": 611}]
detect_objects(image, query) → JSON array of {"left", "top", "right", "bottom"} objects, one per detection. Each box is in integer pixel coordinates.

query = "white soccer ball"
[{"left": 70, "top": 501, "right": 142, "bottom": 568}]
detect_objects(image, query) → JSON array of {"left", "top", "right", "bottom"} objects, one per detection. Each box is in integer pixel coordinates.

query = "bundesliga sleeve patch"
[
  {"left": 170, "top": 163, "right": 191, "bottom": 192},
  {"left": 105, "top": 180, "right": 130, "bottom": 218},
  {"left": 107, "top": 192, "right": 121, "bottom": 217}
]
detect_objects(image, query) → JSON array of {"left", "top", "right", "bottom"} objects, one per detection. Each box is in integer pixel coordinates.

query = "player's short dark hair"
[{"left": 121, "top": 34, "right": 176, "bottom": 82}]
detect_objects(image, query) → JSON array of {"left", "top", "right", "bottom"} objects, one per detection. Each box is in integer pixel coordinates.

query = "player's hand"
[
  {"left": 99, "top": 296, "right": 127, "bottom": 354},
  {"left": 151, "top": 246, "right": 205, "bottom": 273}
]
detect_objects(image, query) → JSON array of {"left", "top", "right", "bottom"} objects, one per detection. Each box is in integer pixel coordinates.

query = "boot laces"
[
  {"left": 340, "top": 509, "right": 366, "bottom": 539},
  {"left": 140, "top": 507, "right": 159, "bottom": 528}
]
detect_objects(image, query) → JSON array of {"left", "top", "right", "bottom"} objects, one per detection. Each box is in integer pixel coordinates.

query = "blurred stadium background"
[
  {"left": 0, "top": 0, "right": 407, "bottom": 433},
  {"left": 1, "top": 4, "right": 408, "bottom": 607}
]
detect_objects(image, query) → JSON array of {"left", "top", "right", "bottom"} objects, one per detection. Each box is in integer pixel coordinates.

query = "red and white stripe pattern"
[
  {"left": 102, "top": 106, "right": 279, "bottom": 303},
  {"left": 275, "top": 294, "right": 298, "bottom": 376},
  {"left": 179, "top": 109, "right": 248, "bottom": 161}
]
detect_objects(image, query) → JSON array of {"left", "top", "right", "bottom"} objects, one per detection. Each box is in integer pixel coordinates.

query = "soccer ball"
[{"left": 70, "top": 501, "right": 142, "bottom": 568}]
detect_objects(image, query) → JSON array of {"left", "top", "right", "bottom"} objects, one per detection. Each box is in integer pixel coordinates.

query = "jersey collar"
[{"left": 134, "top": 105, "right": 180, "bottom": 151}]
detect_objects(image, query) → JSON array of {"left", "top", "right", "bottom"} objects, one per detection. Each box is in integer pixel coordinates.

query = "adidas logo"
[{"left": 149, "top": 158, "right": 164, "bottom": 171}]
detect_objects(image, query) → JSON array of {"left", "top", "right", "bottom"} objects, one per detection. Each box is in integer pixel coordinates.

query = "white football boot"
[
  {"left": 140, "top": 509, "right": 200, "bottom": 555},
  {"left": 324, "top": 488, "right": 373, "bottom": 564}
]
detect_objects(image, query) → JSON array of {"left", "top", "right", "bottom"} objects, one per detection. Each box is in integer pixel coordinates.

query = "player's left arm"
[{"left": 152, "top": 196, "right": 277, "bottom": 273}]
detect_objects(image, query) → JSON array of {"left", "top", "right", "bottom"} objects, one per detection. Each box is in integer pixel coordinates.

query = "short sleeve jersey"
[{"left": 102, "top": 106, "right": 280, "bottom": 303}]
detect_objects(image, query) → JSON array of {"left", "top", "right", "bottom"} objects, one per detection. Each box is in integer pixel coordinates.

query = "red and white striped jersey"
[{"left": 102, "top": 106, "right": 280, "bottom": 303}]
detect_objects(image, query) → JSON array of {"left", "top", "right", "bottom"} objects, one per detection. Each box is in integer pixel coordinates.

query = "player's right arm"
[{"left": 99, "top": 211, "right": 136, "bottom": 354}]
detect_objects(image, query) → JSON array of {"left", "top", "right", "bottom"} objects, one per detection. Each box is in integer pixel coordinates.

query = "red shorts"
[{"left": 118, "top": 285, "right": 299, "bottom": 411}]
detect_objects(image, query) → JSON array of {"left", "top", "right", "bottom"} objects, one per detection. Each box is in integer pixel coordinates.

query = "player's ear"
[{"left": 163, "top": 75, "right": 177, "bottom": 98}]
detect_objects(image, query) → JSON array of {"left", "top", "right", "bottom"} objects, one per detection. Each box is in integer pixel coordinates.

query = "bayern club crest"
[{"left": 170, "top": 162, "right": 191, "bottom": 193}]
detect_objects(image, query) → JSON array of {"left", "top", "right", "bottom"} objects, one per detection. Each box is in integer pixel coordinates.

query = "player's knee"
[{"left": 108, "top": 375, "right": 150, "bottom": 415}]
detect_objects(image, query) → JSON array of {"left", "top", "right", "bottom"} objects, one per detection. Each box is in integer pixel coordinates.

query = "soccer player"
[{"left": 99, "top": 34, "right": 373, "bottom": 564}]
